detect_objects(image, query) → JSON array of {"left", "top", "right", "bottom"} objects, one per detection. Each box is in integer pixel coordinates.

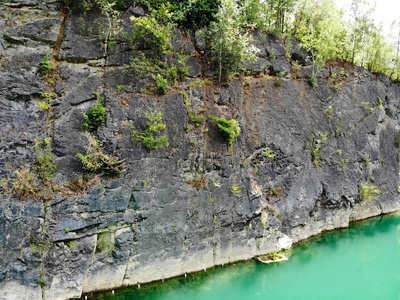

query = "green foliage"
[
  {"left": 325, "top": 103, "right": 334, "bottom": 120},
  {"left": 262, "top": 148, "right": 275, "bottom": 158},
  {"left": 308, "top": 74, "right": 317, "bottom": 87},
  {"left": 231, "top": 184, "right": 241, "bottom": 194},
  {"left": 189, "top": 111, "right": 205, "bottom": 126},
  {"left": 241, "top": 0, "right": 296, "bottom": 34},
  {"left": 188, "top": 79, "right": 212, "bottom": 89},
  {"left": 131, "top": 108, "right": 169, "bottom": 150},
  {"left": 293, "top": 0, "right": 347, "bottom": 79},
  {"left": 359, "top": 182, "right": 379, "bottom": 202},
  {"left": 37, "top": 278, "right": 46, "bottom": 287},
  {"left": 35, "top": 139, "right": 56, "bottom": 184},
  {"left": 82, "top": 94, "right": 106, "bottom": 132},
  {"left": 209, "top": 115, "right": 240, "bottom": 145},
  {"left": 181, "top": 91, "right": 190, "bottom": 108},
  {"left": 156, "top": 75, "right": 169, "bottom": 95},
  {"left": 37, "top": 55, "right": 51, "bottom": 75},
  {"left": 166, "top": 56, "right": 189, "bottom": 85},
  {"left": 190, "top": 140, "right": 197, "bottom": 146},
  {"left": 65, "top": 228, "right": 70, "bottom": 233},
  {"left": 293, "top": 60, "right": 302, "bottom": 71},
  {"left": 77, "top": 133, "right": 126, "bottom": 176},
  {"left": 137, "top": 0, "right": 220, "bottom": 29},
  {"left": 376, "top": 97, "right": 383, "bottom": 108},
  {"left": 96, "top": 233, "right": 115, "bottom": 255},
  {"left": 208, "top": 0, "right": 259, "bottom": 81},
  {"left": 394, "top": 129, "right": 400, "bottom": 148},
  {"left": 129, "top": 8, "right": 172, "bottom": 55},
  {"left": 308, "top": 132, "right": 328, "bottom": 167},
  {"left": 39, "top": 92, "right": 54, "bottom": 111}
]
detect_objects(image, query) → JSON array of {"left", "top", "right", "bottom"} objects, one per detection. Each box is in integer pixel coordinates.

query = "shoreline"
[{"left": 78, "top": 207, "right": 400, "bottom": 299}]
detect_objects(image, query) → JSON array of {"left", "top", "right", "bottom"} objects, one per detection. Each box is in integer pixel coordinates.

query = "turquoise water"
[{"left": 87, "top": 212, "right": 400, "bottom": 300}]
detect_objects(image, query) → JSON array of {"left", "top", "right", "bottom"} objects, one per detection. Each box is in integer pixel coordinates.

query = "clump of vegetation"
[
  {"left": 307, "top": 132, "right": 328, "bottom": 167},
  {"left": 11, "top": 166, "right": 37, "bottom": 199},
  {"left": 34, "top": 139, "right": 56, "bottom": 185},
  {"left": 77, "top": 134, "right": 126, "bottom": 176},
  {"left": 131, "top": 108, "right": 169, "bottom": 150},
  {"left": 189, "top": 111, "right": 205, "bottom": 126},
  {"left": 262, "top": 148, "right": 275, "bottom": 158},
  {"left": 39, "top": 92, "right": 54, "bottom": 111},
  {"left": 209, "top": 115, "right": 240, "bottom": 145},
  {"left": 394, "top": 129, "right": 400, "bottom": 148},
  {"left": 231, "top": 184, "right": 241, "bottom": 194},
  {"left": 156, "top": 75, "right": 169, "bottom": 95},
  {"left": 69, "top": 175, "right": 91, "bottom": 192},
  {"left": 11, "top": 139, "right": 59, "bottom": 200},
  {"left": 37, "top": 277, "right": 46, "bottom": 287},
  {"left": 95, "top": 233, "right": 115, "bottom": 255},
  {"left": 37, "top": 55, "right": 51, "bottom": 75},
  {"left": 81, "top": 93, "right": 106, "bottom": 132},
  {"left": 359, "top": 182, "right": 379, "bottom": 202}
]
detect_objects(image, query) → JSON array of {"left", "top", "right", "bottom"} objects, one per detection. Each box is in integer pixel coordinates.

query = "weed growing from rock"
[
  {"left": 131, "top": 108, "right": 169, "bottom": 150},
  {"left": 209, "top": 115, "right": 240, "bottom": 145}
]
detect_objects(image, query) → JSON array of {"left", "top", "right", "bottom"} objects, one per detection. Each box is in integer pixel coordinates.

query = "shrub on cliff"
[
  {"left": 209, "top": 115, "right": 240, "bottom": 145},
  {"left": 81, "top": 93, "right": 106, "bottom": 132},
  {"left": 77, "top": 134, "right": 126, "bottom": 177},
  {"left": 131, "top": 108, "right": 169, "bottom": 150}
]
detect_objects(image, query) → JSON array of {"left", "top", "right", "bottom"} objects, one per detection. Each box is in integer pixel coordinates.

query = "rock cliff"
[{"left": 1, "top": 1, "right": 400, "bottom": 299}]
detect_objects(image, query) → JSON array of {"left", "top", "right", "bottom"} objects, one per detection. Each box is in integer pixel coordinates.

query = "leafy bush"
[
  {"left": 189, "top": 111, "right": 205, "bottom": 126},
  {"left": 209, "top": 115, "right": 240, "bottom": 145},
  {"left": 77, "top": 134, "right": 126, "bottom": 176},
  {"left": 82, "top": 94, "right": 106, "bottom": 131},
  {"left": 132, "top": 108, "right": 169, "bottom": 150},
  {"left": 35, "top": 139, "right": 56, "bottom": 184},
  {"left": 156, "top": 75, "right": 169, "bottom": 95},
  {"left": 129, "top": 8, "right": 172, "bottom": 54},
  {"left": 37, "top": 56, "right": 51, "bottom": 75},
  {"left": 308, "top": 132, "right": 328, "bottom": 167},
  {"left": 359, "top": 182, "right": 379, "bottom": 202},
  {"left": 137, "top": 0, "right": 220, "bottom": 29},
  {"left": 12, "top": 166, "right": 36, "bottom": 198}
]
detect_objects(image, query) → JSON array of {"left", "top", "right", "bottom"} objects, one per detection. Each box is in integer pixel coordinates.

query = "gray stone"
[{"left": 128, "top": 6, "right": 145, "bottom": 17}]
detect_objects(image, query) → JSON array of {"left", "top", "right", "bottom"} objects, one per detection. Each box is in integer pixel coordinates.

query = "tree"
[
  {"left": 208, "top": 0, "right": 259, "bottom": 81},
  {"left": 292, "top": 0, "right": 347, "bottom": 83},
  {"left": 348, "top": 0, "right": 375, "bottom": 66}
]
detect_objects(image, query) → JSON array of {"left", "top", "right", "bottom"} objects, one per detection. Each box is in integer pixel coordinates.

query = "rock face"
[{"left": 1, "top": 2, "right": 400, "bottom": 300}]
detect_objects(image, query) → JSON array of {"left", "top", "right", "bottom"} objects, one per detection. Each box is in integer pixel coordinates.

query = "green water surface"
[{"left": 88, "top": 212, "right": 400, "bottom": 300}]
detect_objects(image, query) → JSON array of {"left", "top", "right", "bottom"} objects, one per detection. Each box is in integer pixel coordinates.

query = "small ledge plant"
[
  {"left": 209, "top": 115, "right": 240, "bottom": 145},
  {"left": 132, "top": 108, "right": 169, "bottom": 150},
  {"left": 359, "top": 182, "right": 379, "bottom": 202},
  {"left": 77, "top": 133, "right": 126, "bottom": 177},
  {"left": 81, "top": 93, "right": 106, "bottom": 132}
]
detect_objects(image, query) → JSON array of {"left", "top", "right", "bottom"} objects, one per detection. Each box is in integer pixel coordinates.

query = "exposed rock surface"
[{"left": 1, "top": 2, "right": 400, "bottom": 300}]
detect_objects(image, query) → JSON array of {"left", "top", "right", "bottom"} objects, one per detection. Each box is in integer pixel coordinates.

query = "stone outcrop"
[{"left": 1, "top": 1, "right": 399, "bottom": 299}]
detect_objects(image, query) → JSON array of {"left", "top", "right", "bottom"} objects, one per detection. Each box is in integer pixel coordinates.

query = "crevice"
[{"left": 52, "top": 0, "right": 70, "bottom": 67}]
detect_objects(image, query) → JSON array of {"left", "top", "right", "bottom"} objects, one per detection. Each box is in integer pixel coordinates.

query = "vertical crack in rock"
[{"left": 52, "top": 0, "right": 69, "bottom": 66}]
